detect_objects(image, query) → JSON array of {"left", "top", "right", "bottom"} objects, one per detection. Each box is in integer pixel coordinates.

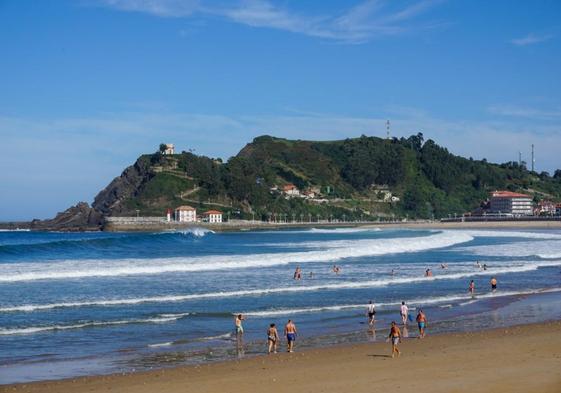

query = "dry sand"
[{"left": 4, "top": 321, "right": 561, "bottom": 393}]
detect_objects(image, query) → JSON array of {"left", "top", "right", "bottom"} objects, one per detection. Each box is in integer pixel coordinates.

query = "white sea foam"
[
  {"left": 308, "top": 227, "right": 381, "bottom": 234},
  {"left": 0, "top": 313, "right": 190, "bottom": 336},
  {"left": 3, "top": 260, "right": 560, "bottom": 313},
  {"left": 0, "top": 231, "right": 474, "bottom": 283},
  {"left": 161, "top": 227, "right": 214, "bottom": 237},
  {"left": 148, "top": 342, "right": 173, "bottom": 348},
  {"left": 458, "top": 230, "right": 561, "bottom": 240},
  {"left": 243, "top": 287, "right": 561, "bottom": 317},
  {"left": 462, "top": 239, "right": 561, "bottom": 259}
]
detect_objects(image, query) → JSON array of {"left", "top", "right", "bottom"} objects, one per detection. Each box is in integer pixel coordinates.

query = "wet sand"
[{"left": 3, "top": 321, "right": 560, "bottom": 393}]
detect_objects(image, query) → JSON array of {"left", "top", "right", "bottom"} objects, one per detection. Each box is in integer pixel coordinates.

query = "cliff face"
[
  {"left": 31, "top": 202, "right": 103, "bottom": 231},
  {"left": 92, "top": 156, "right": 154, "bottom": 215}
]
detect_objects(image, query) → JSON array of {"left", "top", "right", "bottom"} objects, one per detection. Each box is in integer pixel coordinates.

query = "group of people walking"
[
  {"left": 235, "top": 314, "right": 298, "bottom": 354},
  {"left": 236, "top": 271, "right": 500, "bottom": 358}
]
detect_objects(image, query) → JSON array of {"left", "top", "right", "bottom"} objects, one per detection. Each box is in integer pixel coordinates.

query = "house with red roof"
[
  {"left": 201, "top": 210, "right": 223, "bottom": 223},
  {"left": 489, "top": 191, "right": 533, "bottom": 216}
]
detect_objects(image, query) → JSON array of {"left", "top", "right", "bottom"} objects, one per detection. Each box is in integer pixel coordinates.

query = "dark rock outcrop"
[
  {"left": 92, "top": 157, "right": 153, "bottom": 215},
  {"left": 31, "top": 202, "right": 103, "bottom": 231}
]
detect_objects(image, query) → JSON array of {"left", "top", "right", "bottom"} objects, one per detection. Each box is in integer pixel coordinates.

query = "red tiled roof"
[
  {"left": 202, "top": 210, "right": 222, "bottom": 215},
  {"left": 282, "top": 183, "right": 297, "bottom": 191},
  {"left": 175, "top": 205, "right": 196, "bottom": 211},
  {"left": 491, "top": 191, "right": 530, "bottom": 198}
]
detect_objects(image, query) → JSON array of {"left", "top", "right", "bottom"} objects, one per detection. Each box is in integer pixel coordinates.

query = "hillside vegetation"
[{"left": 91, "top": 134, "right": 561, "bottom": 220}]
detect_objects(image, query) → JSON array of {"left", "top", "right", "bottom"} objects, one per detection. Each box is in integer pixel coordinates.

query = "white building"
[
  {"left": 163, "top": 143, "right": 175, "bottom": 155},
  {"left": 201, "top": 210, "right": 223, "bottom": 223},
  {"left": 175, "top": 205, "right": 196, "bottom": 222},
  {"left": 282, "top": 183, "right": 300, "bottom": 196},
  {"left": 489, "top": 191, "right": 533, "bottom": 216}
]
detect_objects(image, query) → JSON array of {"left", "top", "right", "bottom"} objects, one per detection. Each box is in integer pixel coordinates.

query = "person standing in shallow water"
[
  {"left": 284, "top": 319, "right": 297, "bottom": 353},
  {"left": 416, "top": 309, "right": 427, "bottom": 339},
  {"left": 267, "top": 323, "right": 279, "bottom": 354},
  {"left": 400, "top": 301, "right": 409, "bottom": 325},
  {"left": 490, "top": 277, "right": 497, "bottom": 292},
  {"left": 367, "top": 300, "right": 376, "bottom": 326},
  {"left": 388, "top": 321, "right": 402, "bottom": 358},
  {"left": 469, "top": 280, "right": 476, "bottom": 297},
  {"left": 235, "top": 314, "right": 245, "bottom": 337}
]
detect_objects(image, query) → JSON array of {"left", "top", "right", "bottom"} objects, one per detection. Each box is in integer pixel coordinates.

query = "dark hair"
[
  {"left": 238, "top": 314, "right": 242, "bottom": 318},
  {"left": 270, "top": 323, "right": 275, "bottom": 327},
  {"left": 402, "top": 301, "right": 405, "bottom": 305}
]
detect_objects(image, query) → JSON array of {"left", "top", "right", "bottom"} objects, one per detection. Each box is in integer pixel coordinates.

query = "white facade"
[
  {"left": 283, "top": 184, "right": 300, "bottom": 196},
  {"left": 202, "top": 210, "right": 223, "bottom": 223},
  {"left": 175, "top": 206, "right": 196, "bottom": 222},
  {"left": 490, "top": 191, "right": 533, "bottom": 216},
  {"left": 163, "top": 143, "right": 175, "bottom": 155}
]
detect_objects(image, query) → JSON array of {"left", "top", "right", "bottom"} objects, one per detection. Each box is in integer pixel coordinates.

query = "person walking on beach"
[
  {"left": 367, "top": 300, "right": 376, "bottom": 325},
  {"left": 267, "top": 323, "right": 279, "bottom": 354},
  {"left": 400, "top": 301, "right": 409, "bottom": 325},
  {"left": 388, "top": 321, "right": 402, "bottom": 358},
  {"left": 284, "top": 319, "right": 297, "bottom": 353},
  {"left": 416, "top": 310, "right": 427, "bottom": 339},
  {"left": 469, "top": 280, "right": 476, "bottom": 297},
  {"left": 235, "top": 314, "right": 245, "bottom": 337},
  {"left": 490, "top": 277, "right": 497, "bottom": 292}
]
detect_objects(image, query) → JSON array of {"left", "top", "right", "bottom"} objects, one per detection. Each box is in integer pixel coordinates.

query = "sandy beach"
[{"left": 3, "top": 321, "right": 560, "bottom": 393}]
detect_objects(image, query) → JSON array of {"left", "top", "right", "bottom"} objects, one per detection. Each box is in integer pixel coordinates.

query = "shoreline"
[
  {"left": 2, "top": 219, "right": 561, "bottom": 233},
  {"left": 3, "top": 320, "right": 560, "bottom": 393}
]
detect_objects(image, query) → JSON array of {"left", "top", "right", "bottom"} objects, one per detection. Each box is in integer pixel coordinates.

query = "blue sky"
[{"left": 1, "top": 0, "right": 560, "bottom": 220}]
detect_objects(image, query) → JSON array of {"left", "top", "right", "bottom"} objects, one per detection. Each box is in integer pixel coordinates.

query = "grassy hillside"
[{"left": 94, "top": 134, "right": 561, "bottom": 220}]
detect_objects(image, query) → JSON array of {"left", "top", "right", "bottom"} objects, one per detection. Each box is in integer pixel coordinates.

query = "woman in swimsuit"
[{"left": 267, "top": 323, "right": 279, "bottom": 354}]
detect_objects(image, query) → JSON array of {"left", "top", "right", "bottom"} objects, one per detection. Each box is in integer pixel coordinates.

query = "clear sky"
[{"left": 1, "top": 0, "right": 560, "bottom": 220}]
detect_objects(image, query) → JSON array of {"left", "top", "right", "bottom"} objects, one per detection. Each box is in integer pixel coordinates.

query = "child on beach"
[
  {"left": 267, "top": 323, "right": 279, "bottom": 354},
  {"left": 416, "top": 310, "right": 427, "bottom": 339},
  {"left": 469, "top": 280, "right": 475, "bottom": 297},
  {"left": 388, "top": 321, "right": 402, "bottom": 358}
]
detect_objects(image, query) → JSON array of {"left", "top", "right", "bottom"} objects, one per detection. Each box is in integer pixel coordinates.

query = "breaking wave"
[
  {"left": 0, "top": 313, "right": 190, "bottom": 336},
  {"left": 0, "top": 231, "right": 474, "bottom": 283}
]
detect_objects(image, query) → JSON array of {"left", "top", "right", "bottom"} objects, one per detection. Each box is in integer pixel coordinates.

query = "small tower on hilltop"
[{"left": 161, "top": 143, "right": 175, "bottom": 155}]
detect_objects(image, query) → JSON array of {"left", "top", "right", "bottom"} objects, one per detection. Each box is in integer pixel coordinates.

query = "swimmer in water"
[{"left": 490, "top": 277, "right": 497, "bottom": 292}]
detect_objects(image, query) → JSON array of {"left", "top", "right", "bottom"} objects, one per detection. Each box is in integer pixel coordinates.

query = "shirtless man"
[
  {"left": 400, "top": 301, "right": 409, "bottom": 325},
  {"left": 468, "top": 280, "right": 475, "bottom": 297},
  {"left": 388, "top": 321, "right": 402, "bottom": 358},
  {"left": 234, "top": 314, "right": 245, "bottom": 337},
  {"left": 332, "top": 265, "right": 340, "bottom": 274},
  {"left": 267, "top": 323, "right": 279, "bottom": 354},
  {"left": 490, "top": 277, "right": 497, "bottom": 292},
  {"left": 284, "top": 319, "right": 297, "bottom": 353},
  {"left": 416, "top": 310, "right": 427, "bottom": 339},
  {"left": 367, "top": 300, "right": 376, "bottom": 325}
]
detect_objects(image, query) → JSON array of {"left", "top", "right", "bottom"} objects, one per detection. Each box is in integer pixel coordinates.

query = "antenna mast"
[
  {"left": 531, "top": 144, "right": 535, "bottom": 172},
  {"left": 386, "top": 120, "right": 390, "bottom": 140},
  {"left": 518, "top": 151, "right": 522, "bottom": 166}
]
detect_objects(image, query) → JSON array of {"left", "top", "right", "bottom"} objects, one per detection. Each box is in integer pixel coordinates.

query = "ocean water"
[{"left": 1, "top": 227, "right": 561, "bottom": 383}]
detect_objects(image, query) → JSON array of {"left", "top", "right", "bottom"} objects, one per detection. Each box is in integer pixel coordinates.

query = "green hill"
[{"left": 90, "top": 134, "right": 561, "bottom": 221}]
